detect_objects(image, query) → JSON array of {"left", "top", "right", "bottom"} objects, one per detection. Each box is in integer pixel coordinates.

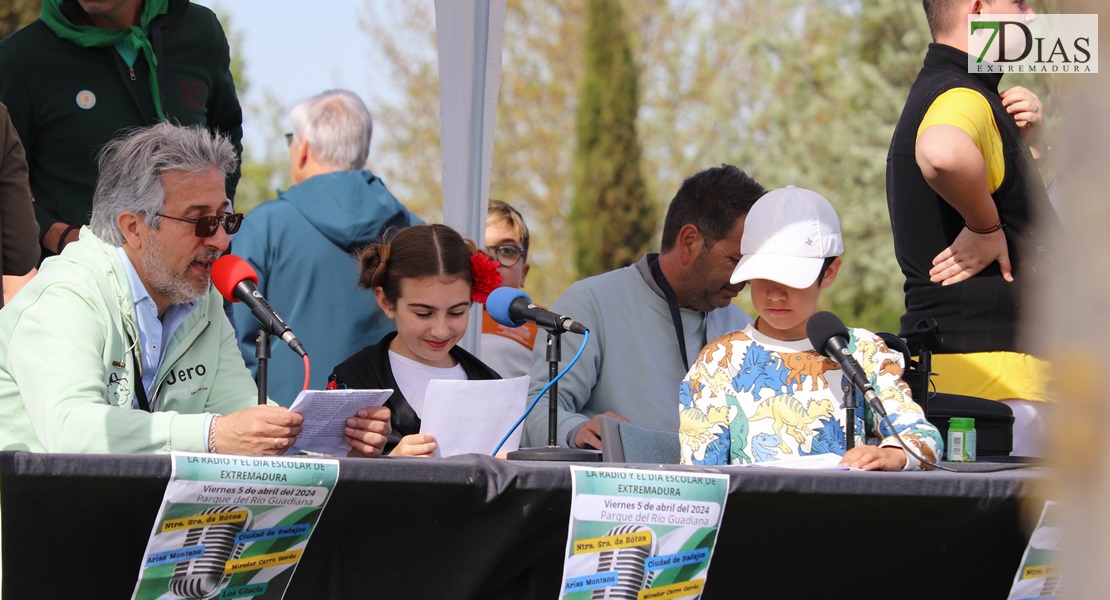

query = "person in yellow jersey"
[{"left": 886, "top": 0, "right": 1059, "bottom": 457}]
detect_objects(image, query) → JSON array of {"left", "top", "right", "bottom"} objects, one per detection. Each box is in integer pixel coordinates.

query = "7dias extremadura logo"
[{"left": 968, "top": 13, "right": 1098, "bottom": 74}]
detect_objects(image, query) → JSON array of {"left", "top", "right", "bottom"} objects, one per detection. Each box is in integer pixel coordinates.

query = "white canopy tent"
[{"left": 433, "top": 0, "right": 508, "bottom": 354}]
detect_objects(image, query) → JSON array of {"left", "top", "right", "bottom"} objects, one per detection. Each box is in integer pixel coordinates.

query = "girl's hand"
[
  {"left": 344, "top": 406, "right": 393, "bottom": 457},
  {"left": 388, "top": 433, "right": 437, "bottom": 457}
]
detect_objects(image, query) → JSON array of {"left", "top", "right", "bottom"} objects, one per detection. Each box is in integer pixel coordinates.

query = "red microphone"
[{"left": 211, "top": 255, "right": 306, "bottom": 358}]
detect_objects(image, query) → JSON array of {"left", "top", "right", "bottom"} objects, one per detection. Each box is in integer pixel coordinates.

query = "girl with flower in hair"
[{"left": 329, "top": 224, "right": 504, "bottom": 457}]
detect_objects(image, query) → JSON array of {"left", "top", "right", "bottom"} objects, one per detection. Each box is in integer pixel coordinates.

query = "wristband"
[
  {"left": 964, "top": 220, "right": 1002, "bottom": 235},
  {"left": 208, "top": 414, "right": 220, "bottom": 453}
]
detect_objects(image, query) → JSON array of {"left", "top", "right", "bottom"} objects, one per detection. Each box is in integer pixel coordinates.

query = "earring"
[{"left": 386, "top": 311, "right": 394, "bottom": 319}]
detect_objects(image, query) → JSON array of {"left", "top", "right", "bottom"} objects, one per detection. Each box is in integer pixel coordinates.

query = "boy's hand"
[{"left": 838, "top": 446, "right": 906, "bottom": 471}]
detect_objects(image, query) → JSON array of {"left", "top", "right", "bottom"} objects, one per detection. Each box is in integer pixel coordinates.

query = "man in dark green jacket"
[
  {"left": 0, "top": 102, "right": 40, "bottom": 305},
  {"left": 0, "top": 0, "right": 243, "bottom": 260}
]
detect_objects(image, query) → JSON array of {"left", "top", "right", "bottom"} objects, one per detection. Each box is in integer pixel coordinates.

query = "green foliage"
[
  {"left": 360, "top": 2, "right": 443, "bottom": 222},
  {"left": 570, "top": 0, "right": 653, "bottom": 278},
  {"left": 0, "top": 0, "right": 39, "bottom": 40},
  {"left": 233, "top": 91, "right": 290, "bottom": 215},
  {"left": 221, "top": 9, "right": 249, "bottom": 98},
  {"left": 364, "top": 1, "right": 587, "bottom": 305},
  {"left": 362, "top": 0, "right": 1058, "bottom": 329},
  {"left": 213, "top": 10, "right": 290, "bottom": 215},
  {"left": 727, "top": 0, "right": 933, "bottom": 333}
]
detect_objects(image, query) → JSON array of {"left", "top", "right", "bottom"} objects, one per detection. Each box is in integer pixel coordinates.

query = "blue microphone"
[{"left": 487, "top": 287, "right": 588, "bottom": 334}]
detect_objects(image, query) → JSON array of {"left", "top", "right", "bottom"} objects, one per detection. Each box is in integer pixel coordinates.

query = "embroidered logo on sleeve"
[
  {"left": 108, "top": 371, "right": 131, "bottom": 406},
  {"left": 177, "top": 81, "right": 207, "bottom": 108}
]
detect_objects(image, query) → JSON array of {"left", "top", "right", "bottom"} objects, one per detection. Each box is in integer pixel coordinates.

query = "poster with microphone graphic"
[
  {"left": 131, "top": 452, "right": 339, "bottom": 600},
  {"left": 1006, "top": 500, "right": 1062, "bottom": 599},
  {"left": 560, "top": 466, "right": 729, "bottom": 600}
]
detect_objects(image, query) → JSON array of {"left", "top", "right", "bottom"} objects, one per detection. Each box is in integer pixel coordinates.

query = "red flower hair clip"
[{"left": 470, "top": 252, "right": 503, "bottom": 304}]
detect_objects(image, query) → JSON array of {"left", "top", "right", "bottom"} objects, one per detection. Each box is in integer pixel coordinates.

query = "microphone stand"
[
  {"left": 843, "top": 385, "right": 855, "bottom": 452},
  {"left": 508, "top": 330, "right": 600, "bottom": 461},
  {"left": 255, "top": 329, "right": 270, "bottom": 406},
  {"left": 916, "top": 348, "right": 932, "bottom": 416}
]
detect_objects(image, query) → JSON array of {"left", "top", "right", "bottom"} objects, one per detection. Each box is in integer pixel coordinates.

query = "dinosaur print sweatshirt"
[{"left": 678, "top": 323, "right": 943, "bottom": 470}]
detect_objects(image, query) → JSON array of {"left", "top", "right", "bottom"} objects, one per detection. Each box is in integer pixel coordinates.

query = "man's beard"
[
  {"left": 684, "top": 252, "right": 737, "bottom": 312},
  {"left": 141, "top": 235, "right": 220, "bottom": 305}
]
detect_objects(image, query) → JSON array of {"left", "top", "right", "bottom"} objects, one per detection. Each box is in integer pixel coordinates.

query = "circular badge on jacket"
[{"left": 75, "top": 90, "right": 97, "bottom": 110}]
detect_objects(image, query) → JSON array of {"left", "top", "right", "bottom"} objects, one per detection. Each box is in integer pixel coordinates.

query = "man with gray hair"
[
  {"left": 230, "top": 89, "right": 420, "bottom": 405},
  {"left": 0, "top": 122, "right": 391, "bottom": 456}
]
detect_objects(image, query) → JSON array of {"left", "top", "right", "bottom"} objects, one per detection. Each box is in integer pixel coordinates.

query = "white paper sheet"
[
  {"left": 286, "top": 388, "right": 393, "bottom": 456},
  {"left": 739, "top": 453, "right": 853, "bottom": 470},
  {"left": 419, "top": 376, "right": 529, "bottom": 457}
]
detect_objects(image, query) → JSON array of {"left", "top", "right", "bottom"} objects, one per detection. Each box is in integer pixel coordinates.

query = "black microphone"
[
  {"left": 806, "top": 311, "right": 884, "bottom": 417},
  {"left": 211, "top": 255, "right": 307, "bottom": 358},
  {"left": 486, "top": 287, "right": 588, "bottom": 335},
  {"left": 806, "top": 311, "right": 958, "bottom": 473}
]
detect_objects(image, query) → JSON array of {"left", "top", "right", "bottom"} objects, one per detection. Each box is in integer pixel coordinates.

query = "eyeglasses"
[
  {"left": 285, "top": 132, "right": 295, "bottom": 146},
  {"left": 156, "top": 212, "right": 244, "bottom": 237},
  {"left": 486, "top": 244, "right": 526, "bottom": 267}
]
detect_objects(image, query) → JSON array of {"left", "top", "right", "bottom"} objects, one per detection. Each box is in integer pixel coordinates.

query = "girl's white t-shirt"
[{"left": 388, "top": 350, "right": 467, "bottom": 417}]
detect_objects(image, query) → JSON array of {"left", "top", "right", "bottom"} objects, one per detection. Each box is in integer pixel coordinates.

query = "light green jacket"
[{"left": 0, "top": 228, "right": 258, "bottom": 453}]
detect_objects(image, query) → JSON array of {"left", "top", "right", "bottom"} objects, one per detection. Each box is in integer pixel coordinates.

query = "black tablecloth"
[{"left": 0, "top": 452, "right": 1044, "bottom": 599}]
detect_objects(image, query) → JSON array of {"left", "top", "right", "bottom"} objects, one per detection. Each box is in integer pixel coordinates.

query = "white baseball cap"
[{"left": 729, "top": 185, "right": 843, "bottom": 289}]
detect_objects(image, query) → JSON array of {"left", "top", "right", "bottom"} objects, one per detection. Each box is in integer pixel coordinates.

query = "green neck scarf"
[{"left": 40, "top": 0, "right": 171, "bottom": 120}]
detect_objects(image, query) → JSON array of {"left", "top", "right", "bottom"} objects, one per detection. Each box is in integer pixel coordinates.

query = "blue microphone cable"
[{"left": 492, "top": 329, "right": 590, "bottom": 456}]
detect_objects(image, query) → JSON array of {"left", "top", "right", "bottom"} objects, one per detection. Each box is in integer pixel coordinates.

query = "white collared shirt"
[{"left": 115, "top": 247, "right": 198, "bottom": 407}]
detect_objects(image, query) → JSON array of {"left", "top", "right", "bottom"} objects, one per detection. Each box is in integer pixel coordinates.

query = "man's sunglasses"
[
  {"left": 157, "top": 212, "right": 244, "bottom": 237},
  {"left": 486, "top": 244, "right": 526, "bottom": 267}
]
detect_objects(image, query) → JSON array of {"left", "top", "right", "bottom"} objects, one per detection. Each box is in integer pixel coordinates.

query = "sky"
[{"left": 199, "top": 0, "right": 396, "bottom": 156}]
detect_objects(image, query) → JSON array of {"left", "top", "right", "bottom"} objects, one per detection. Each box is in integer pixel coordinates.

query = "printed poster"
[
  {"left": 1007, "top": 500, "right": 1063, "bottom": 600},
  {"left": 132, "top": 452, "right": 339, "bottom": 600},
  {"left": 560, "top": 466, "right": 729, "bottom": 600}
]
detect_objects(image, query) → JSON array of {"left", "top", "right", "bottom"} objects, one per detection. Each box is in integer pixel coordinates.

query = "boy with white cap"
[{"left": 678, "top": 186, "right": 942, "bottom": 470}]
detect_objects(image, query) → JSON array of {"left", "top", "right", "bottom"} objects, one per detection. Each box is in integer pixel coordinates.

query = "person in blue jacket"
[{"left": 230, "top": 89, "right": 421, "bottom": 406}]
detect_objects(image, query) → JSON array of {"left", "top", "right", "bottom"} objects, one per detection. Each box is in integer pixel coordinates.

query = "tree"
[
  {"left": 361, "top": 0, "right": 768, "bottom": 303},
  {"left": 0, "top": 0, "right": 39, "bottom": 40},
  {"left": 570, "top": 0, "right": 652, "bottom": 277},
  {"left": 360, "top": 0, "right": 1058, "bottom": 328},
  {"left": 717, "top": 0, "right": 933, "bottom": 332},
  {"left": 362, "top": 0, "right": 841, "bottom": 305},
  {"left": 362, "top": 0, "right": 588, "bottom": 305},
  {"left": 360, "top": 2, "right": 443, "bottom": 221},
  {"left": 213, "top": 10, "right": 289, "bottom": 215}
]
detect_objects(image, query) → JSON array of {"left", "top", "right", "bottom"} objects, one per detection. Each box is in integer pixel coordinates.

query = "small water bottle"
[{"left": 947, "top": 417, "right": 977, "bottom": 462}]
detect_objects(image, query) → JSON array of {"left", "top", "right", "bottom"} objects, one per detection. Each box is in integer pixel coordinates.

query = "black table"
[{"left": 0, "top": 452, "right": 1044, "bottom": 599}]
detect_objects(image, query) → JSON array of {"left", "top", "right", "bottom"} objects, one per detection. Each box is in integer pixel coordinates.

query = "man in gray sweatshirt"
[{"left": 522, "top": 165, "right": 763, "bottom": 450}]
